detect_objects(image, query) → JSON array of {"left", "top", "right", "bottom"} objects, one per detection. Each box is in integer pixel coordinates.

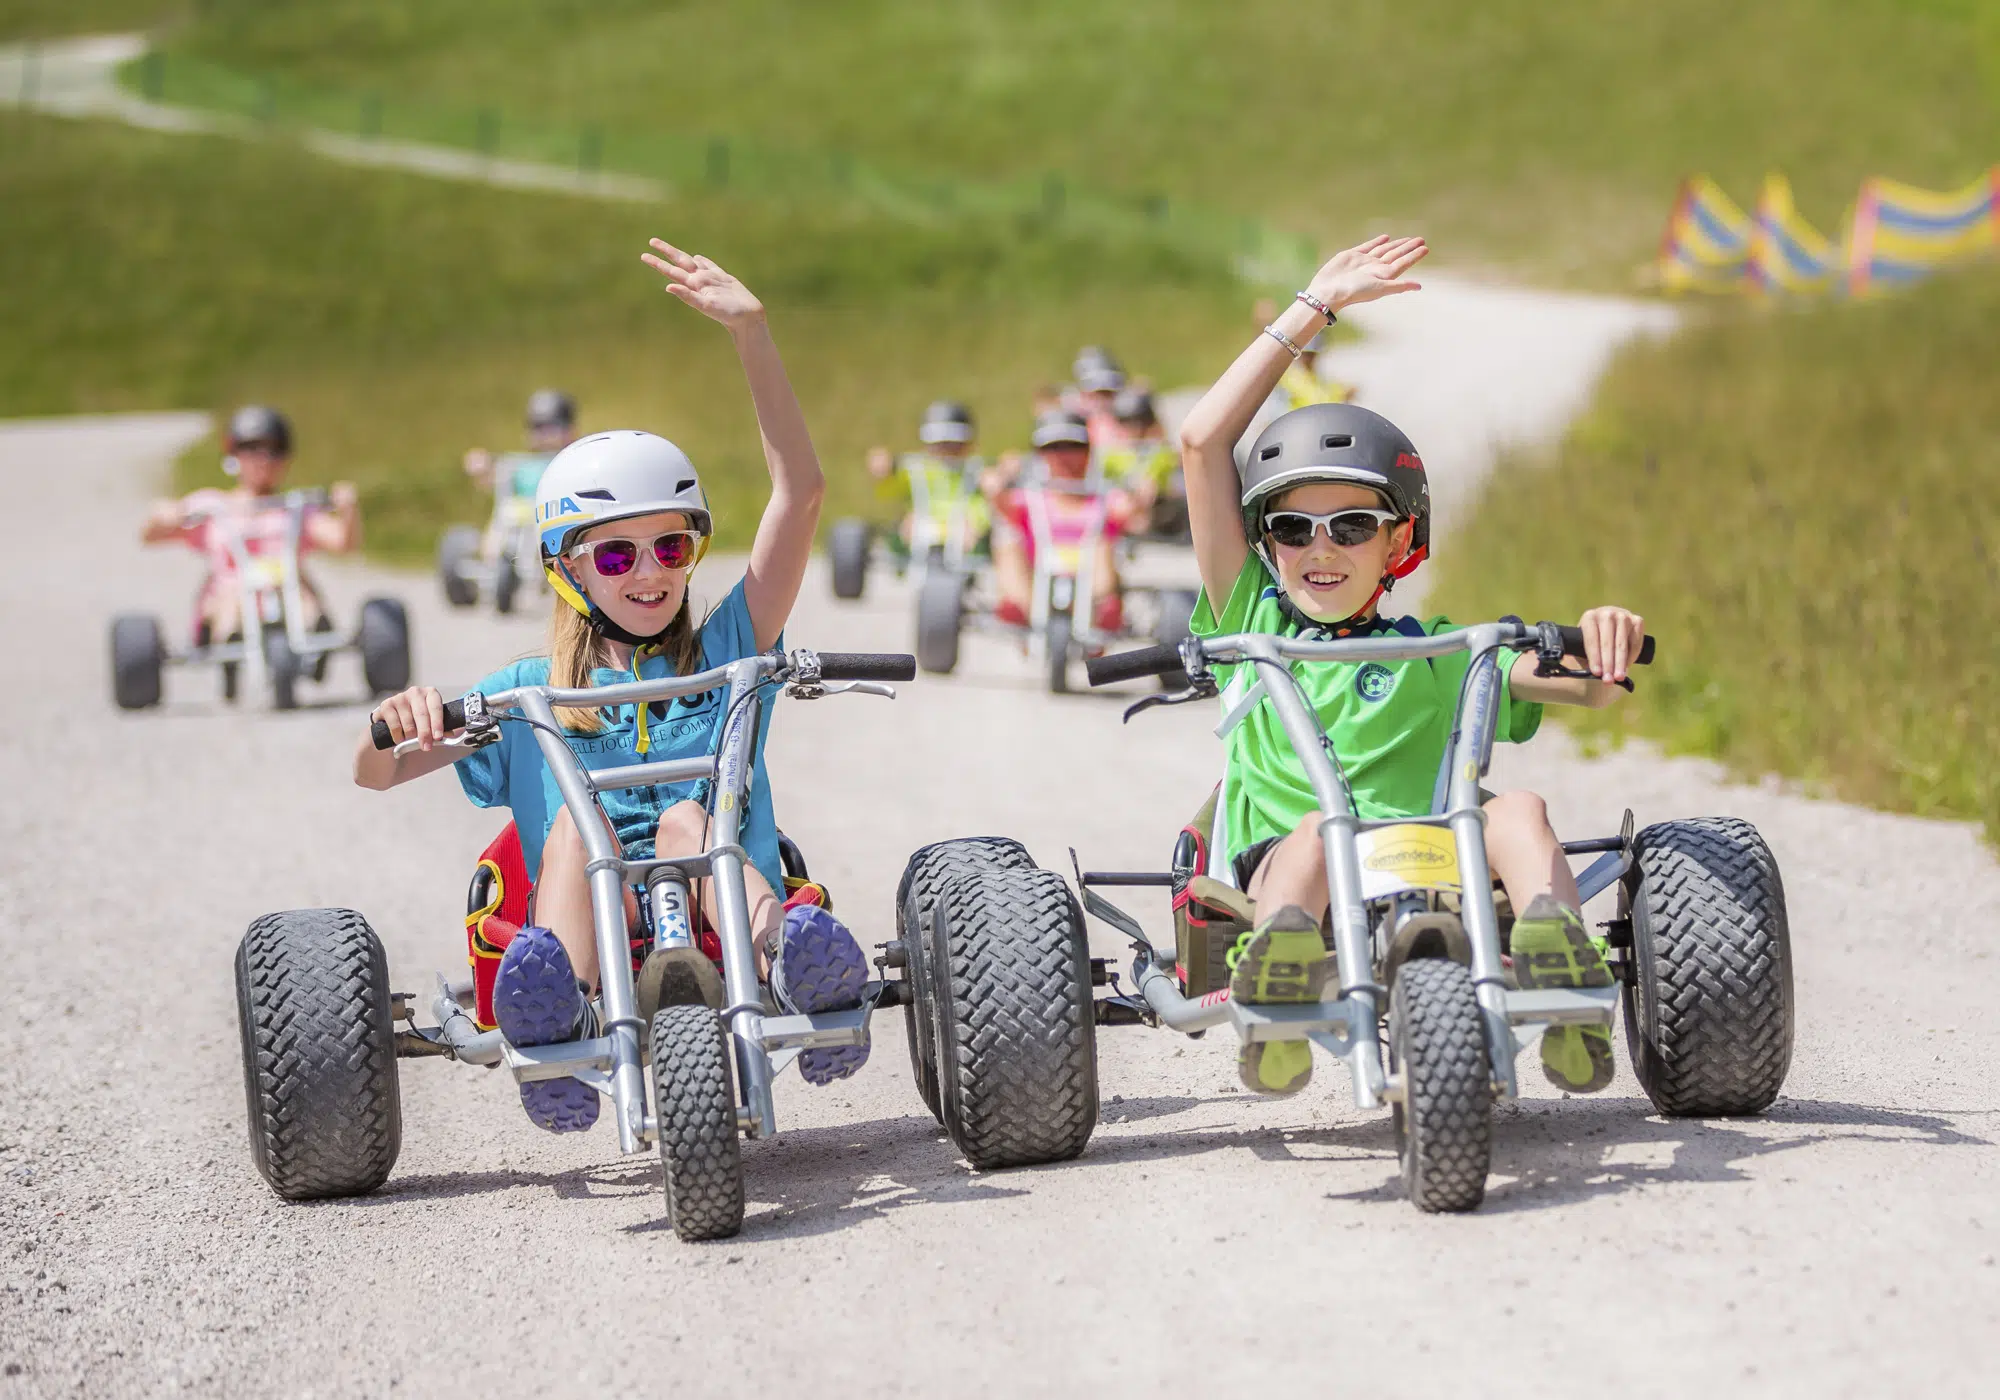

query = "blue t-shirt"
[{"left": 454, "top": 580, "right": 784, "bottom": 893}]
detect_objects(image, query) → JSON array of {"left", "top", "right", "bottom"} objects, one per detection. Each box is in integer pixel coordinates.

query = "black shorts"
[{"left": 1231, "top": 836, "right": 1282, "bottom": 893}]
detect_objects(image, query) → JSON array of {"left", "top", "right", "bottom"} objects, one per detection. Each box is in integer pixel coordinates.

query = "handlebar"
[
  {"left": 1554, "top": 624, "right": 1655, "bottom": 667},
  {"left": 812, "top": 652, "right": 917, "bottom": 682},
  {"left": 371, "top": 697, "right": 468, "bottom": 751},
  {"left": 1086, "top": 621, "right": 1657, "bottom": 690},
  {"left": 1085, "top": 644, "right": 1183, "bottom": 687}
]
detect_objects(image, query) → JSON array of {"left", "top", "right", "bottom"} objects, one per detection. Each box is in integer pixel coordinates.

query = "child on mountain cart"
[
  {"left": 985, "top": 407, "right": 1135, "bottom": 632},
  {"left": 356, "top": 240, "right": 871, "bottom": 1134},
  {"left": 1178, "top": 234, "right": 1646, "bottom": 1098},
  {"left": 140, "top": 405, "right": 361, "bottom": 645},
  {"left": 463, "top": 388, "right": 582, "bottom": 554},
  {"left": 863, "top": 398, "right": 992, "bottom": 564}
]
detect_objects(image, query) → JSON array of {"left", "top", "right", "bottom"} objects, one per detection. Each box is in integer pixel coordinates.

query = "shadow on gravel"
[
  {"left": 1430, "top": 1096, "right": 1990, "bottom": 1215},
  {"left": 356, "top": 1160, "right": 659, "bottom": 1205}
]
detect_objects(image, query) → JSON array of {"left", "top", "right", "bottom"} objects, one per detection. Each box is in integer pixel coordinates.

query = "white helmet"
[{"left": 535, "top": 430, "right": 712, "bottom": 561}]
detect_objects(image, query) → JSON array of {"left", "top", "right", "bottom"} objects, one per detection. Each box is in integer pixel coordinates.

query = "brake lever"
[
  {"left": 788, "top": 679, "right": 896, "bottom": 701},
  {"left": 1121, "top": 675, "right": 1218, "bottom": 724},
  {"left": 1532, "top": 621, "right": 1635, "bottom": 692}
]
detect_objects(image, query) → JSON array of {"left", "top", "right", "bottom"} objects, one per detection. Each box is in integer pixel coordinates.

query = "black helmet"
[
  {"left": 526, "top": 388, "right": 577, "bottom": 432},
  {"left": 918, "top": 399, "right": 976, "bottom": 446},
  {"left": 225, "top": 404, "right": 292, "bottom": 456},
  {"left": 1030, "top": 409, "right": 1092, "bottom": 449},
  {"left": 1112, "top": 386, "right": 1157, "bottom": 427},
  {"left": 1072, "top": 346, "right": 1126, "bottom": 393},
  {"left": 1241, "top": 402, "right": 1430, "bottom": 577}
]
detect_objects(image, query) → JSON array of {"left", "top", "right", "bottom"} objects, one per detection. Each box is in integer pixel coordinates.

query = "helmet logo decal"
[{"left": 1396, "top": 451, "right": 1425, "bottom": 474}]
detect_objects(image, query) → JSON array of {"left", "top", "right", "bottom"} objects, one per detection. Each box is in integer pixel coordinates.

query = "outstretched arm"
[
  {"left": 642, "top": 239, "right": 822, "bottom": 651},
  {"left": 1178, "top": 235, "right": 1427, "bottom": 607}
]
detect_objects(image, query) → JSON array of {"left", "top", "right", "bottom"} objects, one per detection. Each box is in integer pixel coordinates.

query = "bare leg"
[
  {"left": 990, "top": 520, "right": 1032, "bottom": 618},
  {"left": 534, "top": 806, "right": 622, "bottom": 991},
  {"left": 1483, "top": 791, "right": 1581, "bottom": 913},
  {"left": 1246, "top": 809, "right": 1330, "bottom": 923},
  {"left": 653, "top": 799, "right": 783, "bottom": 979}
]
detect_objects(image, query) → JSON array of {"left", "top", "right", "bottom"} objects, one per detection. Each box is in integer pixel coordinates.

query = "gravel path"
[{"left": 2, "top": 275, "right": 1995, "bottom": 1398}]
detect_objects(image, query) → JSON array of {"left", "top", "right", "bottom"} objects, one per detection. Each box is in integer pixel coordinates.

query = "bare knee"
[
  {"left": 1288, "top": 809, "right": 1326, "bottom": 844},
  {"left": 541, "top": 807, "right": 584, "bottom": 873},
  {"left": 654, "top": 799, "right": 708, "bottom": 856},
  {"left": 1484, "top": 790, "right": 1552, "bottom": 841}
]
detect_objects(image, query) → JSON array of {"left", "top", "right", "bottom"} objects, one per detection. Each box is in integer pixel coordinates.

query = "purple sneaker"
[
  {"left": 492, "top": 926, "right": 599, "bottom": 1133},
  {"left": 769, "top": 905, "right": 871, "bottom": 1086}
]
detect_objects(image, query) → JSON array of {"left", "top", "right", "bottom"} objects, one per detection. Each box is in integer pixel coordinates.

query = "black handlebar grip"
[
  {"left": 814, "top": 652, "right": 917, "bottom": 682},
  {"left": 371, "top": 696, "right": 469, "bottom": 750},
  {"left": 1085, "top": 643, "right": 1183, "bottom": 687},
  {"left": 1554, "top": 625, "right": 1656, "bottom": 666}
]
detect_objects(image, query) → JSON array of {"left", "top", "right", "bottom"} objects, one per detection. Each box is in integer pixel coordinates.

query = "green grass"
[
  {"left": 0, "top": 109, "right": 1244, "bottom": 562},
  {"left": 153, "top": 0, "right": 1998, "bottom": 284},
  {"left": 1426, "top": 263, "right": 2000, "bottom": 838}
]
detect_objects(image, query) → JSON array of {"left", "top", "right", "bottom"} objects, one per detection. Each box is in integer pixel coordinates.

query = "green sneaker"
[
  {"left": 1510, "top": 894, "right": 1615, "bottom": 1094},
  {"left": 1226, "top": 908, "right": 1333, "bottom": 1096}
]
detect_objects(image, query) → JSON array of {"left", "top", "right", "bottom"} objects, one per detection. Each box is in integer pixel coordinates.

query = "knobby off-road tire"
[
  {"left": 1389, "top": 957, "right": 1491, "bottom": 1213},
  {"left": 895, "top": 837, "right": 1036, "bottom": 1122},
  {"left": 649, "top": 1003, "right": 744, "bottom": 1241},
  {"left": 110, "top": 614, "right": 165, "bottom": 710},
  {"left": 264, "top": 630, "right": 300, "bottom": 711},
  {"left": 1150, "top": 587, "right": 1198, "bottom": 691},
  {"left": 235, "top": 909, "right": 402, "bottom": 1200},
  {"left": 1624, "top": 817, "right": 1793, "bottom": 1116},
  {"left": 438, "top": 525, "right": 481, "bottom": 608},
  {"left": 828, "top": 518, "right": 871, "bottom": 600},
  {"left": 358, "top": 597, "right": 412, "bottom": 697},
  {"left": 931, "top": 867, "right": 1098, "bottom": 1168},
  {"left": 914, "top": 566, "right": 963, "bottom": 674},
  {"left": 1045, "top": 611, "right": 1073, "bottom": 694}
]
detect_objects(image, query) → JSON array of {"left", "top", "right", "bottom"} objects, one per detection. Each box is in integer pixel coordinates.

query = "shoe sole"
[
  {"left": 1228, "top": 928, "right": 1331, "bottom": 1094},
  {"left": 493, "top": 927, "right": 600, "bottom": 1133},
  {"left": 776, "top": 909, "right": 871, "bottom": 1085}
]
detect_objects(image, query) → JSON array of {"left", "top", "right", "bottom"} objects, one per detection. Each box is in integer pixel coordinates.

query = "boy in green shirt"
[{"left": 1178, "top": 234, "right": 1648, "bottom": 1098}]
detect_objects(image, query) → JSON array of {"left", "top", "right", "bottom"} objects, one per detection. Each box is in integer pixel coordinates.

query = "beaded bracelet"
[
  {"left": 1262, "top": 325, "right": 1304, "bottom": 359},
  {"left": 1295, "top": 290, "right": 1338, "bottom": 324}
]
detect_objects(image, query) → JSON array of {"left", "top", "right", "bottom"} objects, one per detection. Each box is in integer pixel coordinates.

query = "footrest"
[
  {"left": 1227, "top": 999, "right": 1363, "bottom": 1044},
  {"left": 1504, "top": 986, "right": 1618, "bottom": 1026},
  {"left": 502, "top": 1035, "right": 614, "bottom": 1083},
  {"left": 759, "top": 1005, "right": 872, "bottom": 1052}
]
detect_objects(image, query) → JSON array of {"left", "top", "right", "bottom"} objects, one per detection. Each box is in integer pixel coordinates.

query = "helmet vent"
[
  {"left": 1322, "top": 434, "right": 1354, "bottom": 449},
  {"left": 1258, "top": 445, "right": 1283, "bottom": 460},
  {"left": 677, "top": 478, "right": 697, "bottom": 493},
  {"left": 576, "top": 489, "right": 616, "bottom": 501}
]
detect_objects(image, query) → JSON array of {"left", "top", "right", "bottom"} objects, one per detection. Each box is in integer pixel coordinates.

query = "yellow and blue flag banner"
[
  {"left": 1656, "top": 176, "right": 1753, "bottom": 293},
  {"left": 1658, "top": 167, "right": 1998, "bottom": 300},
  {"left": 1846, "top": 169, "right": 2000, "bottom": 296},
  {"left": 1747, "top": 173, "right": 1836, "bottom": 296}
]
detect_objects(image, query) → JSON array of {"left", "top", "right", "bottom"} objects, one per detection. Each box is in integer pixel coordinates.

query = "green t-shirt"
[{"left": 1190, "top": 559, "right": 1543, "bottom": 869}]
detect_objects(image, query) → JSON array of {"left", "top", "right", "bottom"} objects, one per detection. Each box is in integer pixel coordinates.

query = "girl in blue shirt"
[{"left": 357, "top": 240, "right": 870, "bottom": 1133}]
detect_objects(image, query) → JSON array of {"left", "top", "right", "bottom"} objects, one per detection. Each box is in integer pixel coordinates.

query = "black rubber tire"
[
  {"left": 308, "top": 612, "right": 335, "bottom": 683},
  {"left": 221, "top": 660, "right": 240, "bottom": 703},
  {"left": 894, "top": 837, "right": 1036, "bottom": 1122},
  {"left": 264, "top": 630, "right": 299, "bottom": 711},
  {"left": 492, "top": 552, "right": 520, "bottom": 615},
  {"left": 235, "top": 908, "right": 402, "bottom": 1201},
  {"left": 438, "top": 525, "right": 481, "bottom": 608},
  {"left": 358, "top": 597, "right": 412, "bottom": 697},
  {"left": 110, "top": 614, "right": 165, "bottom": 710},
  {"left": 1046, "top": 611, "right": 1073, "bottom": 694},
  {"left": 1388, "top": 957, "right": 1491, "bottom": 1213},
  {"left": 649, "top": 1003, "right": 745, "bottom": 1241},
  {"left": 1623, "top": 817, "right": 1794, "bottom": 1116},
  {"left": 914, "top": 565, "right": 964, "bottom": 675},
  {"left": 930, "top": 867, "right": 1098, "bottom": 1168},
  {"left": 828, "top": 518, "right": 872, "bottom": 600},
  {"left": 1150, "top": 587, "right": 1198, "bottom": 690}
]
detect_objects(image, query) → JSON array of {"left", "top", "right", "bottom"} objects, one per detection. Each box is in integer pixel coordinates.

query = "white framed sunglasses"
[
  {"left": 567, "top": 528, "right": 706, "bottom": 576},
  {"left": 1262, "top": 507, "right": 1400, "bottom": 549}
]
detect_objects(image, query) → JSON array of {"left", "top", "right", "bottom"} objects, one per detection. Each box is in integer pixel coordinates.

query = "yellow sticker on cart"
[{"left": 1355, "top": 824, "right": 1460, "bottom": 898}]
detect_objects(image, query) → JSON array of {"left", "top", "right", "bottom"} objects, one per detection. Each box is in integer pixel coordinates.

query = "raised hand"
[
  {"left": 1305, "top": 235, "right": 1428, "bottom": 314},
  {"left": 641, "top": 238, "right": 765, "bottom": 330}
]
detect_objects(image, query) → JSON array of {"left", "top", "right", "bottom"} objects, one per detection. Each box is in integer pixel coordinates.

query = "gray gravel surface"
[{"left": 3, "top": 377, "right": 1995, "bottom": 1396}]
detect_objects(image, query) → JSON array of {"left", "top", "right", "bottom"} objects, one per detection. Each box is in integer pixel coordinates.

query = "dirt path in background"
[{"left": 0, "top": 275, "right": 1993, "bottom": 1399}]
